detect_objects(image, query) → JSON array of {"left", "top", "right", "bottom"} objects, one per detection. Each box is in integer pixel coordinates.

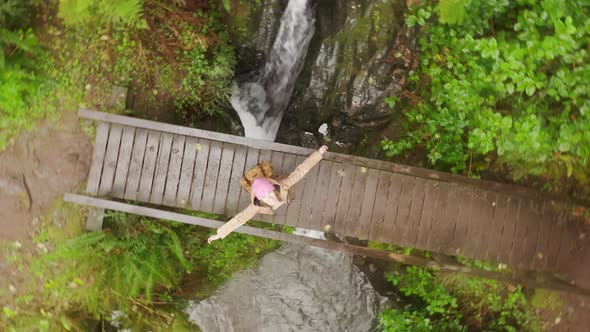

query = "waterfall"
[
  {"left": 183, "top": 2, "right": 388, "bottom": 330},
  {"left": 231, "top": 0, "right": 315, "bottom": 141}
]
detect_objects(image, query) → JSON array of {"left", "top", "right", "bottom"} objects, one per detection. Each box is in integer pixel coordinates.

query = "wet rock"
[
  {"left": 228, "top": 0, "right": 413, "bottom": 144},
  {"left": 0, "top": 177, "right": 23, "bottom": 196},
  {"left": 300, "top": 132, "right": 320, "bottom": 149},
  {"left": 331, "top": 125, "right": 364, "bottom": 151}
]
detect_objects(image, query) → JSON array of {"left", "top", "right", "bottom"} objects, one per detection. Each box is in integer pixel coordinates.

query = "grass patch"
[{"left": 1, "top": 200, "right": 286, "bottom": 331}]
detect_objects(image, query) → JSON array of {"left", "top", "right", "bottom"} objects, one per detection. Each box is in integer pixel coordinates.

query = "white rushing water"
[
  {"left": 230, "top": 0, "right": 315, "bottom": 141},
  {"left": 185, "top": 243, "right": 386, "bottom": 332},
  {"left": 184, "top": 1, "right": 386, "bottom": 330}
]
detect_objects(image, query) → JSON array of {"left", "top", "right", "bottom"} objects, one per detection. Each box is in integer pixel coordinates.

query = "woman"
[{"left": 208, "top": 145, "right": 328, "bottom": 243}]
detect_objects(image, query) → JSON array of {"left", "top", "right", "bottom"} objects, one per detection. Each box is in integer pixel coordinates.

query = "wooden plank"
[
  {"left": 368, "top": 171, "right": 392, "bottom": 241},
  {"left": 200, "top": 141, "right": 223, "bottom": 212},
  {"left": 415, "top": 180, "right": 440, "bottom": 250},
  {"left": 532, "top": 201, "right": 555, "bottom": 270},
  {"left": 545, "top": 205, "right": 565, "bottom": 270},
  {"left": 554, "top": 212, "right": 577, "bottom": 274},
  {"left": 81, "top": 108, "right": 565, "bottom": 204},
  {"left": 124, "top": 128, "right": 148, "bottom": 201},
  {"left": 482, "top": 192, "right": 501, "bottom": 261},
  {"left": 259, "top": 149, "right": 272, "bottom": 163},
  {"left": 190, "top": 139, "right": 211, "bottom": 211},
  {"left": 345, "top": 166, "right": 370, "bottom": 238},
  {"left": 274, "top": 153, "right": 296, "bottom": 225},
  {"left": 497, "top": 197, "right": 520, "bottom": 264},
  {"left": 518, "top": 199, "right": 543, "bottom": 269},
  {"left": 163, "top": 135, "right": 186, "bottom": 206},
  {"left": 66, "top": 192, "right": 590, "bottom": 296},
  {"left": 511, "top": 198, "right": 539, "bottom": 268},
  {"left": 486, "top": 193, "right": 510, "bottom": 263},
  {"left": 454, "top": 190, "right": 492, "bottom": 259},
  {"left": 107, "top": 85, "right": 128, "bottom": 110},
  {"left": 112, "top": 126, "right": 136, "bottom": 198},
  {"left": 225, "top": 145, "right": 248, "bottom": 216},
  {"left": 149, "top": 132, "right": 173, "bottom": 205},
  {"left": 508, "top": 198, "right": 526, "bottom": 266},
  {"left": 138, "top": 130, "right": 162, "bottom": 202},
  {"left": 213, "top": 144, "right": 235, "bottom": 214},
  {"left": 285, "top": 155, "right": 308, "bottom": 228},
  {"left": 356, "top": 169, "right": 380, "bottom": 240},
  {"left": 332, "top": 163, "right": 357, "bottom": 235},
  {"left": 443, "top": 186, "right": 472, "bottom": 256},
  {"left": 389, "top": 175, "right": 416, "bottom": 246},
  {"left": 320, "top": 163, "right": 344, "bottom": 230},
  {"left": 296, "top": 157, "right": 321, "bottom": 229},
  {"left": 85, "top": 207, "right": 104, "bottom": 231},
  {"left": 237, "top": 148, "right": 260, "bottom": 212},
  {"left": 380, "top": 173, "right": 404, "bottom": 244},
  {"left": 86, "top": 122, "right": 110, "bottom": 195},
  {"left": 308, "top": 161, "right": 334, "bottom": 232},
  {"left": 175, "top": 137, "right": 198, "bottom": 208},
  {"left": 471, "top": 191, "right": 497, "bottom": 260},
  {"left": 403, "top": 177, "right": 427, "bottom": 247},
  {"left": 98, "top": 124, "right": 123, "bottom": 196},
  {"left": 426, "top": 182, "right": 454, "bottom": 253}
]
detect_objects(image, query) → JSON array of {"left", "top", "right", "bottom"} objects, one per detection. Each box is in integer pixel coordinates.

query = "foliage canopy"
[{"left": 383, "top": 0, "right": 590, "bottom": 195}]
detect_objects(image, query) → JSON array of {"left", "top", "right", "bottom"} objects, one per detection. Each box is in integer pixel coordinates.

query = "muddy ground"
[{"left": 0, "top": 111, "right": 91, "bottom": 299}]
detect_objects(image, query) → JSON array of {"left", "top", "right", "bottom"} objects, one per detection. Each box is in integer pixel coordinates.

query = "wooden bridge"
[{"left": 66, "top": 109, "right": 590, "bottom": 293}]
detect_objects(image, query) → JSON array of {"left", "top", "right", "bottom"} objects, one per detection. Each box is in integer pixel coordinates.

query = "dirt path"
[{"left": 0, "top": 111, "right": 92, "bottom": 292}]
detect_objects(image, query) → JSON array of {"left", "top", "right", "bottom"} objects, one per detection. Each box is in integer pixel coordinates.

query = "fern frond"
[
  {"left": 57, "top": 0, "right": 96, "bottom": 27},
  {"left": 99, "top": 0, "right": 145, "bottom": 27},
  {"left": 58, "top": 0, "right": 146, "bottom": 29}
]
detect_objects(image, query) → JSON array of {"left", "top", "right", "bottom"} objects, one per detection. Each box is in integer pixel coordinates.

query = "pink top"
[{"left": 252, "top": 177, "right": 275, "bottom": 199}]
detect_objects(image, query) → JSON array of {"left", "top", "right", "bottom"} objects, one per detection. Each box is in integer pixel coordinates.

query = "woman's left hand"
[{"left": 208, "top": 234, "right": 221, "bottom": 244}]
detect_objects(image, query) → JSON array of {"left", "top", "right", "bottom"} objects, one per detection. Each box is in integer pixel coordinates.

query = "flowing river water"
[{"left": 185, "top": 1, "right": 388, "bottom": 330}]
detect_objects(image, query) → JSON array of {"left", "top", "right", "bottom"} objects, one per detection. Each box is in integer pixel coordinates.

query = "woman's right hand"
[{"left": 319, "top": 145, "right": 328, "bottom": 156}]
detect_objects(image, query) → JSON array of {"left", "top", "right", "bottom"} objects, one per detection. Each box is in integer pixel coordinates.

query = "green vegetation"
[
  {"left": 2, "top": 206, "right": 281, "bottom": 330},
  {"left": 0, "top": 1, "right": 251, "bottom": 330},
  {"left": 58, "top": 0, "right": 147, "bottom": 29},
  {"left": 383, "top": 0, "right": 590, "bottom": 196},
  {"left": 0, "top": 0, "right": 236, "bottom": 150},
  {"left": 0, "top": 1, "right": 46, "bottom": 149},
  {"left": 379, "top": 266, "right": 541, "bottom": 332}
]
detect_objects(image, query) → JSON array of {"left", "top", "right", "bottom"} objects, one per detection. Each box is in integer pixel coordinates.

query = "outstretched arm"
[
  {"left": 279, "top": 146, "right": 327, "bottom": 191},
  {"left": 208, "top": 204, "right": 260, "bottom": 243}
]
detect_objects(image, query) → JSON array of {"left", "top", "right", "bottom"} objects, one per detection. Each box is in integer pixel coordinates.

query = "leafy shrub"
[
  {"left": 58, "top": 0, "right": 147, "bottom": 29},
  {"left": 0, "top": 28, "right": 46, "bottom": 149},
  {"left": 0, "top": 0, "right": 42, "bottom": 29},
  {"left": 9, "top": 213, "right": 280, "bottom": 330},
  {"left": 107, "top": 3, "right": 236, "bottom": 120},
  {"left": 384, "top": 0, "right": 590, "bottom": 189},
  {"left": 379, "top": 267, "right": 540, "bottom": 332}
]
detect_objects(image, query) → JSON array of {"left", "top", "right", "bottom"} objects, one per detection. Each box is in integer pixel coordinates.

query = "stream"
[{"left": 184, "top": 1, "right": 396, "bottom": 330}]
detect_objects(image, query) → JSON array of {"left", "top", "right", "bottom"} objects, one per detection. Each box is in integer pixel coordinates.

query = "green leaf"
[
  {"left": 437, "top": 0, "right": 467, "bottom": 25},
  {"left": 525, "top": 85, "right": 535, "bottom": 96},
  {"left": 222, "top": 0, "right": 231, "bottom": 12},
  {"left": 505, "top": 83, "right": 515, "bottom": 94},
  {"left": 2, "top": 306, "right": 16, "bottom": 318}
]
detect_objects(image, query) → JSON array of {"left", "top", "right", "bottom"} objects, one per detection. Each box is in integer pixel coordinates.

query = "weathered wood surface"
[
  {"left": 64, "top": 193, "right": 590, "bottom": 296},
  {"left": 80, "top": 109, "right": 589, "bottom": 278}
]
